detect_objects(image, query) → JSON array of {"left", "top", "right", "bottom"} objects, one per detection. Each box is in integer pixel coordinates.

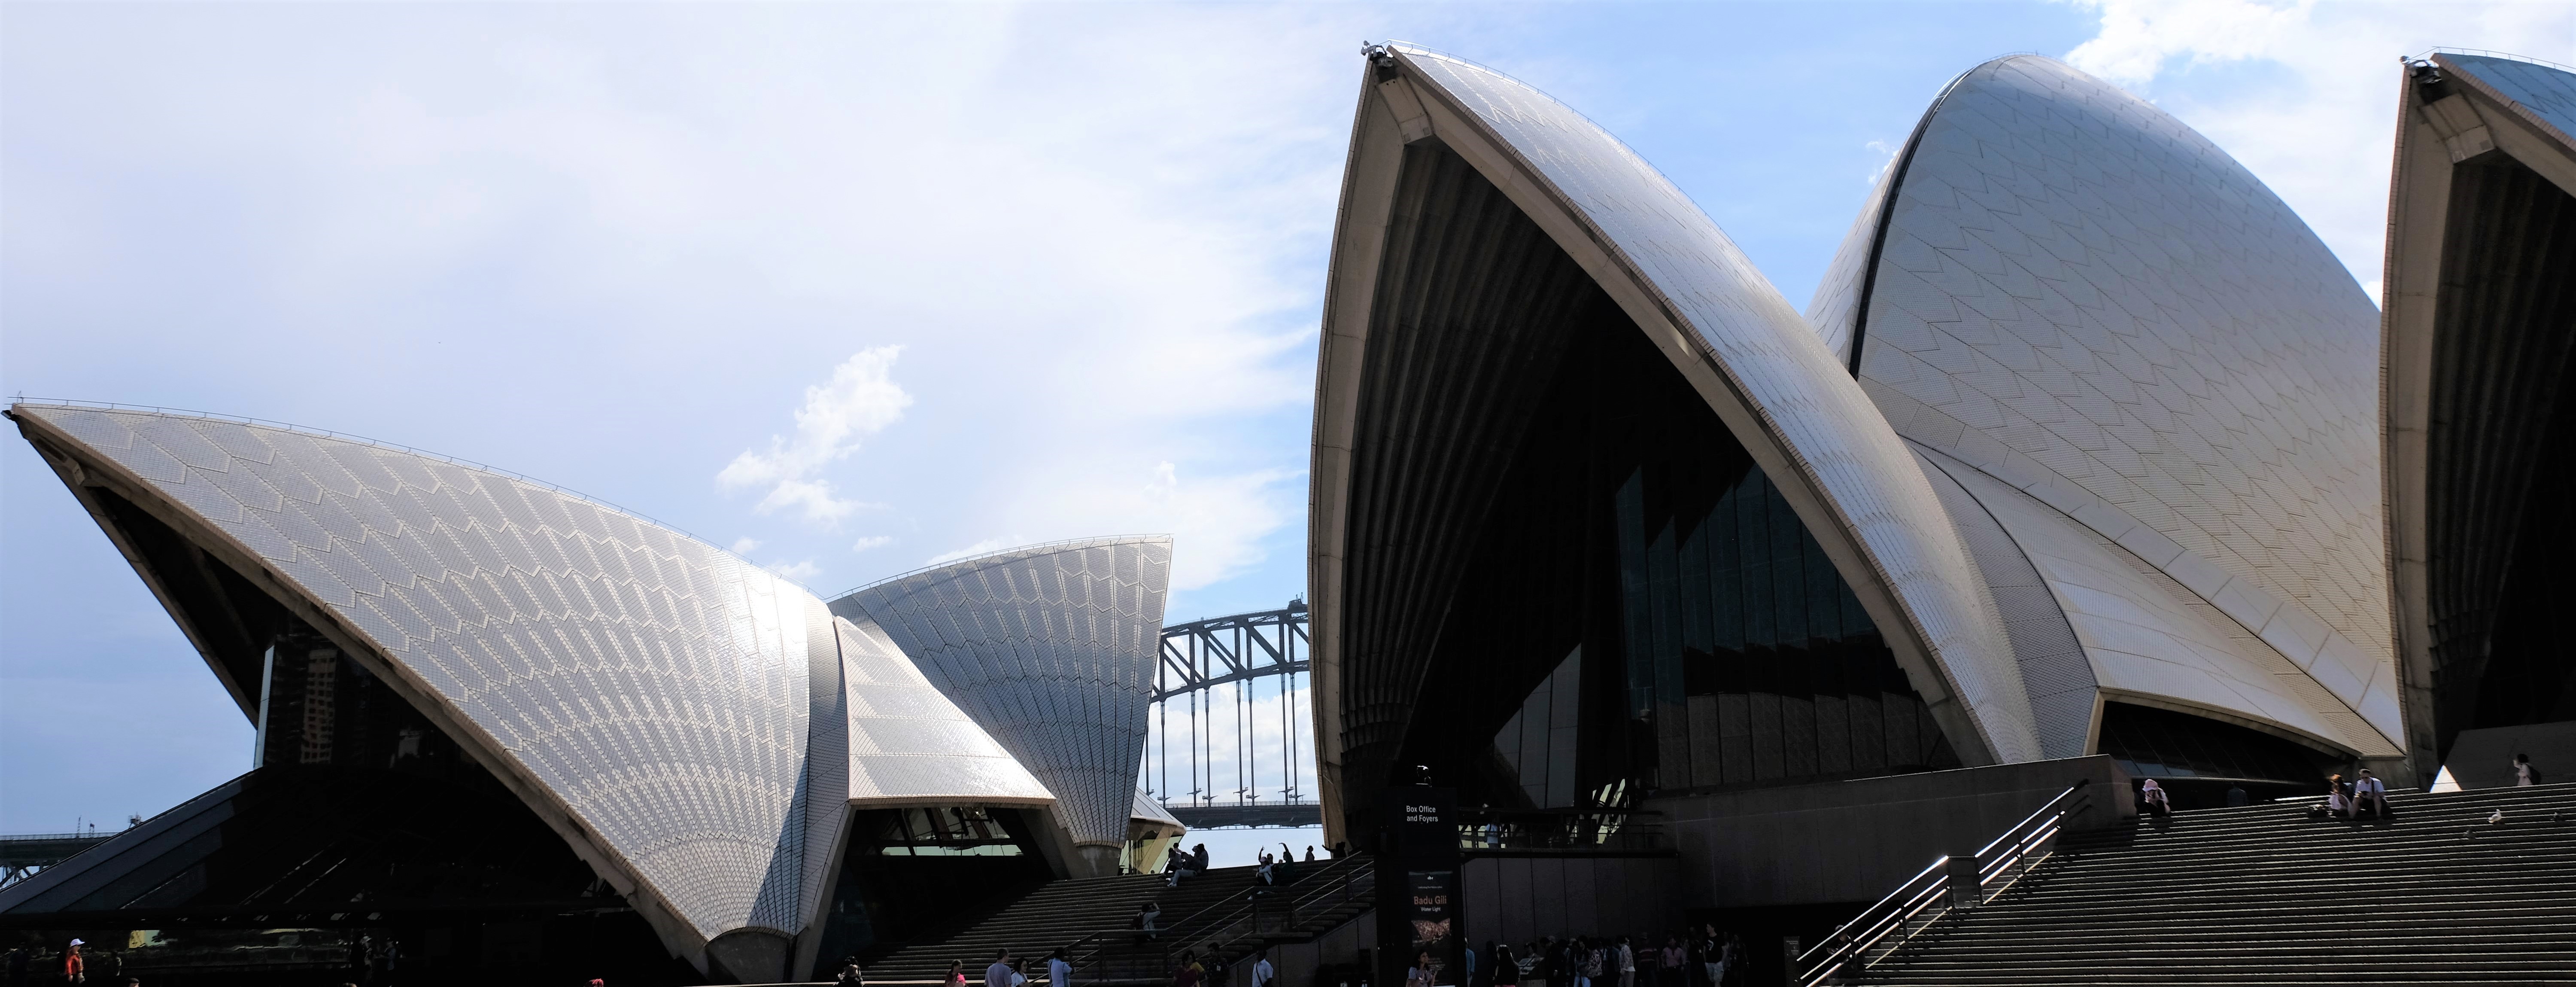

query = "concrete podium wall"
[
  {"left": 1652, "top": 755, "right": 2132, "bottom": 909},
  {"left": 1459, "top": 855, "right": 1680, "bottom": 948},
  {"left": 2443, "top": 722, "right": 2576, "bottom": 789}
]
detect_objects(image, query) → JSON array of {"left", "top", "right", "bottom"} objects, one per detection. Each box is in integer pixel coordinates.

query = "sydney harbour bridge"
[{"left": 1143, "top": 600, "right": 1319, "bottom": 830}]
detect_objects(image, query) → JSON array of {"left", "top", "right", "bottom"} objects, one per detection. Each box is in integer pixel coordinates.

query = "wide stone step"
[{"left": 1837, "top": 786, "right": 2576, "bottom": 986}]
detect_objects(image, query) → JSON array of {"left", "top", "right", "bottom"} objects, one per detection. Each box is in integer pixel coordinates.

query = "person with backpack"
[{"left": 2515, "top": 753, "right": 2542, "bottom": 786}]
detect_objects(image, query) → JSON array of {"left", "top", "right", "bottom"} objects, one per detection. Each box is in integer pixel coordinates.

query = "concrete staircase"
[
  {"left": 865, "top": 857, "right": 1371, "bottom": 984},
  {"left": 1844, "top": 783, "right": 2576, "bottom": 985}
]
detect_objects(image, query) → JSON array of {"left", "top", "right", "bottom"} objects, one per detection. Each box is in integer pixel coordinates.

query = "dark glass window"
[
  {"left": 814, "top": 805, "right": 1054, "bottom": 972},
  {"left": 1362, "top": 141, "right": 1959, "bottom": 815},
  {"left": 1616, "top": 464, "right": 1957, "bottom": 793},
  {"left": 868, "top": 806, "right": 1027, "bottom": 857},
  {"left": 2096, "top": 702, "right": 2338, "bottom": 786}
]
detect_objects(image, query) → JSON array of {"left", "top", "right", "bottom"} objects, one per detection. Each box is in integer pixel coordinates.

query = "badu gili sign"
[{"left": 1376, "top": 786, "right": 1460, "bottom": 987}]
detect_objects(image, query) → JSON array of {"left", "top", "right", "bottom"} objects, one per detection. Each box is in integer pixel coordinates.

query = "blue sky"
[{"left": 3, "top": 1, "right": 2568, "bottom": 833}]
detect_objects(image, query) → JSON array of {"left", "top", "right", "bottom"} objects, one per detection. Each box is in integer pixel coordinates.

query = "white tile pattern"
[
  {"left": 1817, "top": 56, "right": 2396, "bottom": 746},
  {"left": 834, "top": 615, "right": 1057, "bottom": 806},
  {"left": 1910, "top": 445, "right": 2096, "bottom": 759},
  {"left": 18, "top": 404, "right": 815, "bottom": 943},
  {"left": 1395, "top": 46, "right": 2042, "bottom": 762},
  {"left": 1925, "top": 449, "right": 2397, "bottom": 758},
  {"left": 832, "top": 536, "right": 1173, "bottom": 847},
  {"left": 2447, "top": 54, "right": 2576, "bottom": 145}
]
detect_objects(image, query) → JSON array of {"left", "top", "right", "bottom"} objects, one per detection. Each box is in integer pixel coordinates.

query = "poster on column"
[{"left": 1409, "top": 869, "right": 1456, "bottom": 950}]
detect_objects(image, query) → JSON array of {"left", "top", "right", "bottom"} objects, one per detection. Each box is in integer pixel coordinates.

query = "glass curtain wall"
[
  {"left": 1614, "top": 463, "right": 1957, "bottom": 794},
  {"left": 1361, "top": 143, "right": 1956, "bottom": 819}
]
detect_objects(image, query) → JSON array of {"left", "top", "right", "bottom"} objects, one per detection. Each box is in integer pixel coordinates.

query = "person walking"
[
  {"left": 1614, "top": 937, "right": 1634, "bottom": 987},
  {"left": 2515, "top": 753, "right": 2543, "bottom": 786},
  {"left": 2139, "top": 779, "right": 2172, "bottom": 818},
  {"left": 62, "top": 940, "right": 84, "bottom": 985},
  {"left": 947, "top": 961, "right": 969, "bottom": 987},
  {"left": 987, "top": 950, "right": 1016, "bottom": 987},
  {"left": 1250, "top": 950, "right": 1275, "bottom": 987},
  {"left": 1655, "top": 937, "right": 1682, "bottom": 987},
  {"left": 1492, "top": 944, "right": 1519, "bottom": 987},
  {"left": 1048, "top": 948, "right": 1072, "bottom": 987},
  {"left": 1173, "top": 950, "right": 1204, "bottom": 987},
  {"left": 1719, "top": 935, "right": 1743, "bottom": 987},
  {"left": 6, "top": 945, "right": 27, "bottom": 987}
]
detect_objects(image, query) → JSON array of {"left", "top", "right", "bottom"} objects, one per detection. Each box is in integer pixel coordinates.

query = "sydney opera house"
[
  {"left": 4, "top": 37, "right": 2571, "bottom": 987},
  {"left": 1307, "top": 44, "right": 2574, "bottom": 976},
  {"left": 0, "top": 403, "right": 1181, "bottom": 981}
]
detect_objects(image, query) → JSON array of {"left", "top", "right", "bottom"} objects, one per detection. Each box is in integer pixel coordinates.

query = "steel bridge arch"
[{"left": 1148, "top": 600, "right": 1319, "bottom": 829}]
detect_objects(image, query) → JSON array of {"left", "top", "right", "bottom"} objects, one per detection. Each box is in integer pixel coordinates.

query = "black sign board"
[{"left": 1376, "top": 786, "right": 1458, "bottom": 987}]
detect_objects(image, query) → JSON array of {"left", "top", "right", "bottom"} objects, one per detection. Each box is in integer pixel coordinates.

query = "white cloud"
[
  {"left": 2059, "top": 0, "right": 2575, "bottom": 287},
  {"left": 762, "top": 558, "right": 822, "bottom": 583},
  {"left": 2065, "top": 0, "right": 2319, "bottom": 86},
  {"left": 1864, "top": 139, "right": 1898, "bottom": 185},
  {"left": 718, "top": 347, "right": 912, "bottom": 525},
  {"left": 928, "top": 459, "right": 1299, "bottom": 594},
  {"left": 729, "top": 536, "right": 762, "bottom": 555},
  {"left": 927, "top": 537, "right": 1018, "bottom": 567},
  {"left": 1141, "top": 462, "right": 1300, "bottom": 591},
  {"left": 850, "top": 535, "right": 893, "bottom": 553}
]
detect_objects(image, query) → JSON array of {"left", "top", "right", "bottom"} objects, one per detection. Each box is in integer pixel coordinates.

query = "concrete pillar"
[{"left": 1944, "top": 855, "right": 1981, "bottom": 911}]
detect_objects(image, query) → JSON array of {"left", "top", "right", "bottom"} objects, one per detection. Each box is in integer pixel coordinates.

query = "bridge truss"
[{"left": 1147, "top": 600, "right": 1320, "bottom": 829}]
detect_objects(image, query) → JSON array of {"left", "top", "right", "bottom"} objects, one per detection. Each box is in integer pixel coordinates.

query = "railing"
[
  {"left": 1455, "top": 807, "right": 1665, "bottom": 853},
  {"left": 1071, "top": 854, "right": 1376, "bottom": 983},
  {"left": 0, "top": 830, "right": 119, "bottom": 890},
  {"left": 1792, "top": 780, "right": 2091, "bottom": 987}
]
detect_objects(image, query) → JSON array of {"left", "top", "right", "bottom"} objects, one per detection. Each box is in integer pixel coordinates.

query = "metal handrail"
[
  {"left": 1072, "top": 855, "right": 1373, "bottom": 981},
  {"left": 1794, "top": 780, "right": 2091, "bottom": 987}
]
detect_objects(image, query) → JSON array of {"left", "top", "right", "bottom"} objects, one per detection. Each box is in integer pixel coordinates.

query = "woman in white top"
[
  {"left": 1407, "top": 951, "right": 1437, "bottom": 987},
  {"left": 2139, "top": 778, "right": 2172, "bottom": 818},
  {"left": 2515, "top": 753, "right": 2540, "bottom": 786}
]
